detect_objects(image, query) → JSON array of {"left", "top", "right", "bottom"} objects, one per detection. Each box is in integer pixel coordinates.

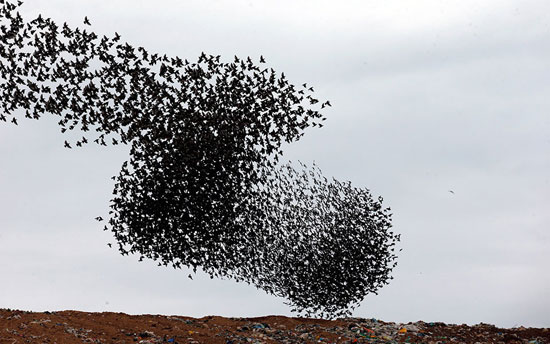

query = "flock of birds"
[{"left": 0, "top": 0, "right": 400, "bottom": 318}]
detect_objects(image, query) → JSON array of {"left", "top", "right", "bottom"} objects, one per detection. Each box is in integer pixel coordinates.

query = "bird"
[
  {"left": 0, "top": 1, "right": 399, "bottom": 319},
  {"left": 107, "top": 243, "right": 112, "bottom": 248},
  {"left": 11, "top": 117, "right": 18, "bottom": 125},
  {"left": 95, "top": 216, "right": 103, "bottom": 221},
  {"left": 64, "top": 140, "right": 71, "bottom": 149},
  {"left": 449, "top": 190, "right": 455, "bottom": 194}
]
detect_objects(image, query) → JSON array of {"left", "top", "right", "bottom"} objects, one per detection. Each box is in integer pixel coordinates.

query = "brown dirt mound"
[{"left": 0, "top": 308, "right": 548, "bottom": 343}]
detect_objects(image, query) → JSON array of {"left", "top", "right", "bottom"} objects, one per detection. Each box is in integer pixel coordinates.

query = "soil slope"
[{"left": 0, "top": 308, "right": 548, "bottom": 343}]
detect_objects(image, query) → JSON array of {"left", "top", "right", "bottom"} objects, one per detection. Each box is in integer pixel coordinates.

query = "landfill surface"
[{"left": 0, "top": 308, "right": 548, "bottom": 343}]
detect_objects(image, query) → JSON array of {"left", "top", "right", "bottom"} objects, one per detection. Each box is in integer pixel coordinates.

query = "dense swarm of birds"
[{"left": 0, "top": 0, "right": 400, "bottom": 318}]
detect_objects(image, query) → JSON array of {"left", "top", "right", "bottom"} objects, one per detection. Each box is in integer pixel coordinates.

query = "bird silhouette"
[{"left": 0, "top": 0, "right": 399, "bottom": 319}]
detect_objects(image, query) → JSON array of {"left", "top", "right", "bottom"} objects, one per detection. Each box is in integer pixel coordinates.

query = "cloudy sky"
[{"left": 1, "top": 0, "right": 549, "bottom": 328}]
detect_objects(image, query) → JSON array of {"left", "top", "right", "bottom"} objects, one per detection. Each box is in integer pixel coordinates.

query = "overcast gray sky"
[{"left": 1, "top": 0, "right": 549, "bottom": 328}]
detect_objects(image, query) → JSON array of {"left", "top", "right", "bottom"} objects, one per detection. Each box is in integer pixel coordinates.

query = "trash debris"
[{"left": 0, "top": 309, "right": 548, "bottom": 344}]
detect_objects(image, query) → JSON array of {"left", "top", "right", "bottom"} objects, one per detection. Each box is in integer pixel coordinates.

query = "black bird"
[
  {"left": 11, "top": 117, "right": 18, "bottom": 125},
  {"left": 64, "top": 140, "right": 71, "bottom": 149},
  {"left": 0, "top": 1, "right": 399, "bottom": 319},
  {"left": 107, "top": 243, "right": 112, "bottom": 248},
  {"left": 84, "top": 16, "right": 91, "bottom": 25},
  {"left": 95, "top": 216, "right": 103, "bottom": 221}
]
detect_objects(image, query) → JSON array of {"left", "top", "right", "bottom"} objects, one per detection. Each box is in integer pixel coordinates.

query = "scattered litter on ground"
[{"left": 0, "top": 308, "right": 548, "bottom": 343}]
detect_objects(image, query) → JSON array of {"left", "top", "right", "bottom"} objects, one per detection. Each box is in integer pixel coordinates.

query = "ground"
[{"left": 0, "top": 308, "right": 548, "bottom": 343}]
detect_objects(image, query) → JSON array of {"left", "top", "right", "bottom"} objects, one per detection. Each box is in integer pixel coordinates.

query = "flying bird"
[{"left": 0, "top": 0, "right": 399, "bottom": 319}]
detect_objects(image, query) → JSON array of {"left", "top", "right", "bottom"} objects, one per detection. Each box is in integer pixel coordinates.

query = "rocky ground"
[{"left": 0, "top": 308, "right": 548, "bottom": 343}]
